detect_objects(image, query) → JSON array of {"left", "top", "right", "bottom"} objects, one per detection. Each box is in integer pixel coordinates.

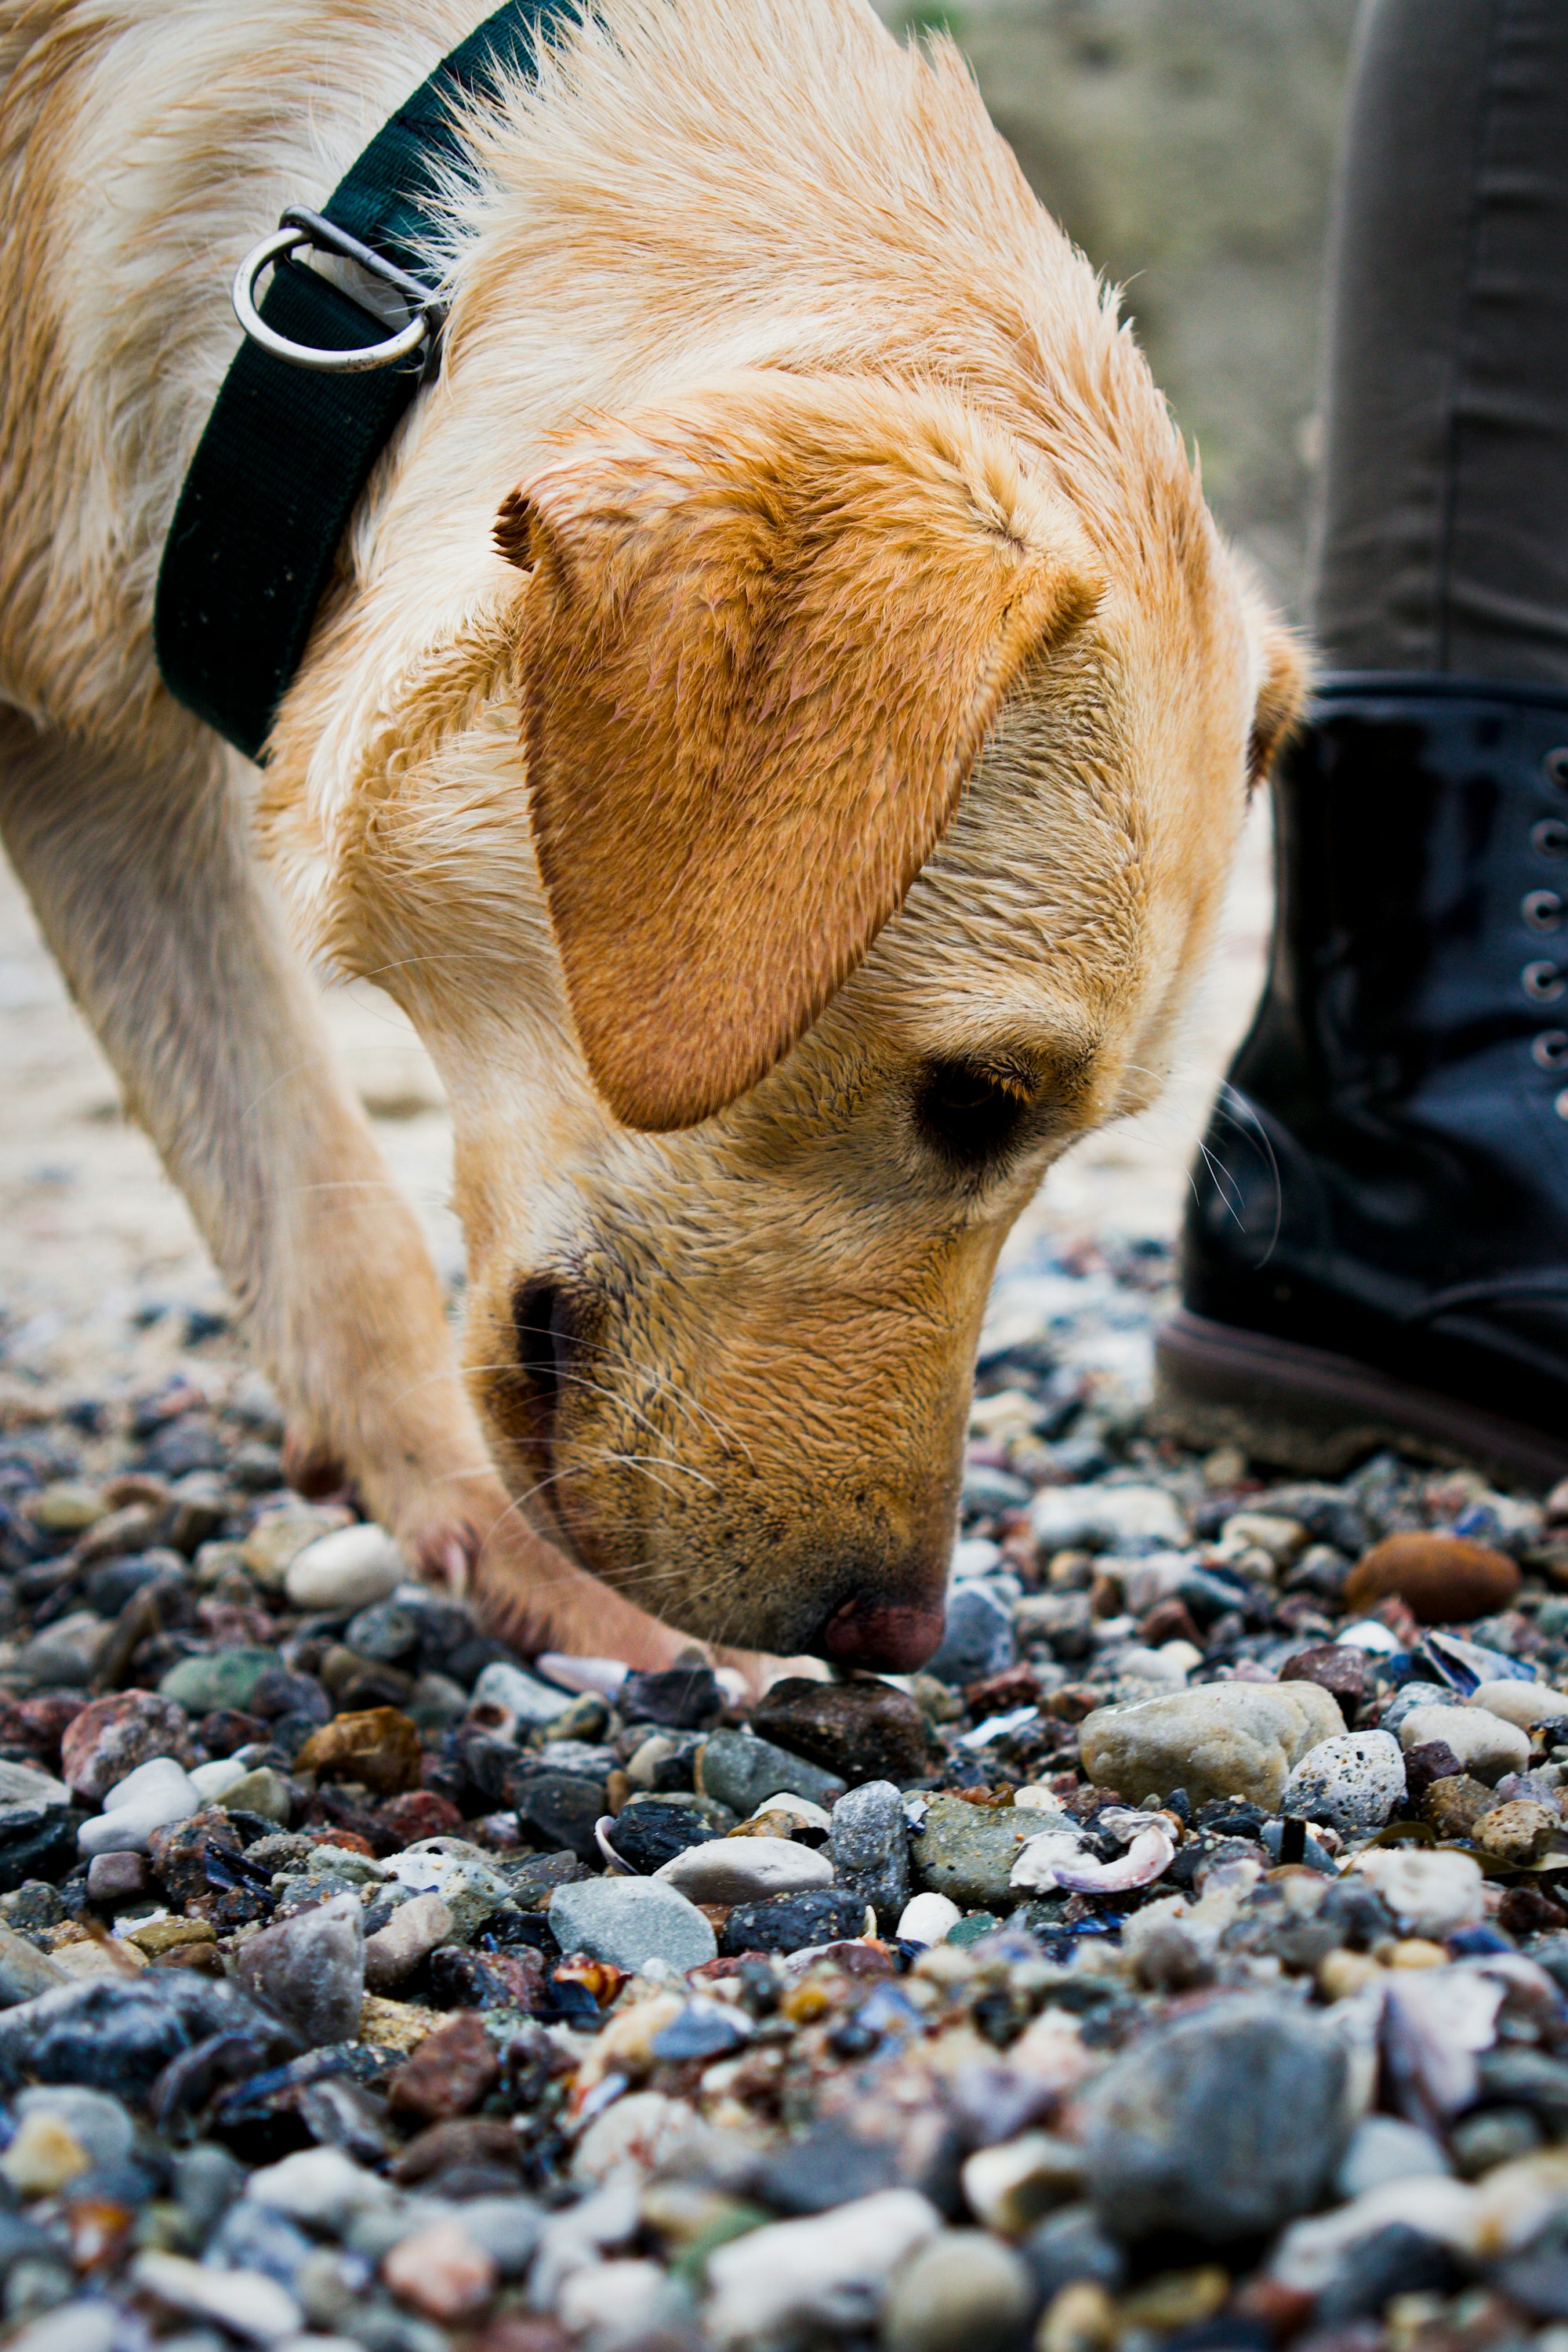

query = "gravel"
[{"left": 0, "top": 1233, "right": 1566, "bottom": 2348}]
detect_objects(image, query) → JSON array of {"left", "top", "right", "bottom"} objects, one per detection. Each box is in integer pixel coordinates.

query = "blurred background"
[
  {"left": 0, "top": 0, "right": 1359, "bottom": 1392},
  {"left": 894, "top": 0, "right": 1356, "bottom": 612}
]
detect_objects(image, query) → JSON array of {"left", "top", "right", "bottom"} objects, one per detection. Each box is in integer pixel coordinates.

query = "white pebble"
[
  {"left": 654, "top": 1835, "right": 833, "bottom": 1904},
  {"left": 1468, "top": 1680, "right": 1568, "bottom": 1733},
  {"left": 1336, "top": 2114, "right": 1452, "bottom": 2199},
  {"left": 78, "top": 1756, "right": 199, "bottom": 1856},
  {"left": 706, "top": 2189, "right": 942, "bottom": 2347},
  {"left": 1029, "top": 1484, "right": 1187, "bottom": 1552},
  {"left": 1272, "top": 2178, "right": 1480, "bottom": 2293},
  {"left": 572, "top": 2090, "right": 702, "bottom": 2183},
  {"left": 896, "top": 1893, "right": 962, "bottom": 1947},
  {"left": 284, "top": 1523, "right": 404, "bottom": 1612},
  {"left": 103, "top": 1756, "right": 196, "bottom": 1813},
  {"left": 1351, "top": 1847, "right": 1486, "bottom": 1936},
  {"left": 132, "top": 2252, "right": 301, "bottom": 2343},
  {"left": 6, "top": 2310, "right": 118, "bottom": 2352},
  {"left": 557, "top": 2259, "right": 668, "bottom": 2338},
  {"left": 247, "top": 2146, "right": 393, "bottom": 2230},
  {"left": 1280, "top": 1731, "right": 1406, "bottom": 1834},
  {"left": 363, "top": 1891, "right": 454, "bottom": 1992},
  {"left": 188, "top": 1755, "right": 252, "bottom": 1803},
  {"left": 1398, "top": 1703, "right": 1530, "bottom": 1784},
  {"left": 470, "top": 1660, "right": 572, "bottom": 1728},
  {"left": 961, "top": 2132, "right": 1085, "bottom": 2232}
]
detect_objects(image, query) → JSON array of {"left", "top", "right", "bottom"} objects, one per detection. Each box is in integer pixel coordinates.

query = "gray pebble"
[
  {"left": 914, "top": 1793, "right": 1033, "bottom": 1911},
  {"left": 172, "top": 2143, "right": 245, "bottom": 2240},
  {"left": 829, "top": 1779, "right": 909, "bottom": 1930},
  {"left": 697, "top": 1727, "right": 846, "bottom": 1817},
  {"left": 923, "top": 1585, "right": 1016, "bottom": 1687},
  {"left": 13, "top": 2086, "right": 132, "bottom": 2172},
  {"left": 1081, "top": 1995, "right": 1352, "bottom": 2242},
  {"left": 456, "top": 2194, "right": 546, "bottom": 2276},
  {"left": 1378, "top": 1682, "right": 1454, "bottom": 1735},
  {"left": 231, "top": 1893, "right": 365, "bottom": 2048},
  {"left": 0, "top": 1926, "right": 65, "bottom": 2009},
  {"left": 1020, "top": 2205, "right": 1127, "bottom": 2303},
  {"left": 550, "top": 1875, "right": 717, "bottom": 1973},
  {"left": 0, "top": 1975, "right": 293, "bottom": 2103},
  {"left": 204, "top": 2195, "right": 314, "bottom": 2288}
]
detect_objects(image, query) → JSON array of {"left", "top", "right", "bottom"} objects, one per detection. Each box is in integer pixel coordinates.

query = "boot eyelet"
[
  {"left": 1547, "top": 748, "right": 1568, "bottom": 789},
  {"left": 1523, "top": 890, "right": 1564, "bottom": 931},
  {"left": 1523, "top": 960, "right": 1567, "bottom": 1003},
  {"left": 1558, "top": 1089, "right": 1568, "bottom": 1122},
  {"left": 1534, "top": 818, "right": 1568, "bottom": 857},
  {"left": 1534, "top": 1029, "right": 1568, "bottom": 1070}
]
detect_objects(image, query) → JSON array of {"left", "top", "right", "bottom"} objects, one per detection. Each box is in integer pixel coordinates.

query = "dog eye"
[{"left": 915, "top": 1058, "right": 1033, "bottom": 1167}]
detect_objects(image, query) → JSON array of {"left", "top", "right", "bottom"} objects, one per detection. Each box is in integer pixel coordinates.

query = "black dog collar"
[{"left": 154, "top": 0, "right": 575, "bottom": 763}]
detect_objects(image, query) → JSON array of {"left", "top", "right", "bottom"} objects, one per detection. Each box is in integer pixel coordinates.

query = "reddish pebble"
[
  {"left": 963, "top": 1664, "right": 1042, "bottom": 1714},
  {"left": 305, "top": 1825, "right": 379, "bottom": 1860},
  {"left": 294, "top": 1706, "right": 423, "bottom": 1796},
  {"left": 387, "top": 2011, "right": 499, "bottom": 2122},
  {"left": 808, "top": 1939, "right": 895, "bottom": 1977},
  {"left": 376, "top": 1788, "right": 464, "bottom": 1845},
  {"left": 1499, "top": 1881, "right": 1568, "bottom": 1936},
  {"left": 383, "top": 2220, "right": 495, "bottom": 2320},
  {"left": 1045, "top": 1684, "right": 1102, "bottom": 1725},
  {"left": 392, "top": 2118, "right": 523, "bottom": 2185},
  {"left": 465, "top": 2323, "right": 568, "bottom": 2352},
  {"left": 1276, "top": 1642, "right": 1370, "bottom": 1720},
  {"left": 1232, "top": 2278, "right": 1316, "bottom": 2339},
  {"left": 1342, "top": 1532, "right": 1519, "bottom": 1624},
  {"left": 1401, "top": 1740, "right": 1467, "bottom": 1803},
  {"left": 194, "top": 1709, "right": 268, "bottom": 1758},
  {"left": 1136, "top": 1599, "right": 1205, "bottom": 1650},
  {"left": 85, "top": 1850, "right": 150, "bottom": 1903},
  {"left": 17, "top": 1693, "right": 89, "bottom": 1766},
  {"left": 61, "top": 1690, "right": 192, "bottom": 1802}
]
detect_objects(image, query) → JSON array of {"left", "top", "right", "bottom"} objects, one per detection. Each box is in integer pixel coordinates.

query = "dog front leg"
[{"left": 0, "top": 712, "right": 695, "bottom": 1662}]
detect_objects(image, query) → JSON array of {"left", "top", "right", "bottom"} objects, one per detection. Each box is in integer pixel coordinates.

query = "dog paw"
[
  {"left": 398, "top": 1496, "right": 691, "bottom": 1670},
  {"left": 704, "top": 1645, "right": 835, "bottom": 1702},
  {"left": 280, "top": 1428, "right": 356, "bottom": 1505}
]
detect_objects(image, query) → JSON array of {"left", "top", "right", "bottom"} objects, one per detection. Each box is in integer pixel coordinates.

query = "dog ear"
[
  {"left": 494, "top": 489, "right": 539, "bottom": 572},
  {"left": 1247, "top": 618, "right": 1309, "bottom": 792},
  {"left": 504, "top": 373, "right": 1102, "bottom": 1131}
]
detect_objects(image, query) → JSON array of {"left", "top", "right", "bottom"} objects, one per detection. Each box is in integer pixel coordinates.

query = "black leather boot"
[{"left": 1155, "top": 677, "right": 1568, "bottom": 1490}]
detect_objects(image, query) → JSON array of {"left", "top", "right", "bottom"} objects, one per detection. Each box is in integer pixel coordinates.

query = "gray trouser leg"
[{"left": 1314, "top": 0, "right": 1568, "bottom": 686}]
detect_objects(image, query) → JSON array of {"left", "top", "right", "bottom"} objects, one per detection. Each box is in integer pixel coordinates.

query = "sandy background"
[{"left": 0, "top": 0, "right": 1356, "bottom": 1387}]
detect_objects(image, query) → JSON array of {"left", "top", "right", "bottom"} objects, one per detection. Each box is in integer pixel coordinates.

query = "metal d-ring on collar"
[{"left": 232, "top": 206, "right": 447, "bottom": 374}]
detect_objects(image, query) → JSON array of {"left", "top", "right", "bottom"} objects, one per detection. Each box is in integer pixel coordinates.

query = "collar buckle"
[{"left": 232, "top": 205, "right": 446, "bottom": 375}]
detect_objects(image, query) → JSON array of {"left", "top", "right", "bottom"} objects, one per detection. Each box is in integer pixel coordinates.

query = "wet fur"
[{"left": 0, "top": 0, "right": 1303, "bottom": 1665}]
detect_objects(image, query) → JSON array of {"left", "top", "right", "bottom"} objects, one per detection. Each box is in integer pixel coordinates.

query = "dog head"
[{"left": 272, "top": 366, "right": 1301, "bottom": 1665}]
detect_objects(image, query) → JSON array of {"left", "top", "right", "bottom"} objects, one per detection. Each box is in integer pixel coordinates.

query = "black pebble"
[
  {"left": 603, "top": 1802, "right": 720, "bottom": 1875},
  {"left": 720, "top": 1888, "right": 867, "bottom": 1956},
  {"left": 621, "top": 1666, "right": 725, "bottom": 1730}
]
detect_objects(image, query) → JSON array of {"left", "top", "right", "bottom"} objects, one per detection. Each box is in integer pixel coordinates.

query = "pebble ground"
[{"left": 0, "top": 1236, "right": 1564, "bottom": 2352}]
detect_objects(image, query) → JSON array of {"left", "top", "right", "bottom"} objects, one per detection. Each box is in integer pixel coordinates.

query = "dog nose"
[{"left": 820, "top": 1595, "right": 947, "bottom": 1671}]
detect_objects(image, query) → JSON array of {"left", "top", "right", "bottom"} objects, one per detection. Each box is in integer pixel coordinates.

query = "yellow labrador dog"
[{"left": 0, "top": 0, "right": 1301, "bottom": 1673}]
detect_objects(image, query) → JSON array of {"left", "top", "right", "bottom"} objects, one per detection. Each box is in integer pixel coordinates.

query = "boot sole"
[{"left": 1152, "top": 1308, "right": 1568, "bottom": 1493}]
